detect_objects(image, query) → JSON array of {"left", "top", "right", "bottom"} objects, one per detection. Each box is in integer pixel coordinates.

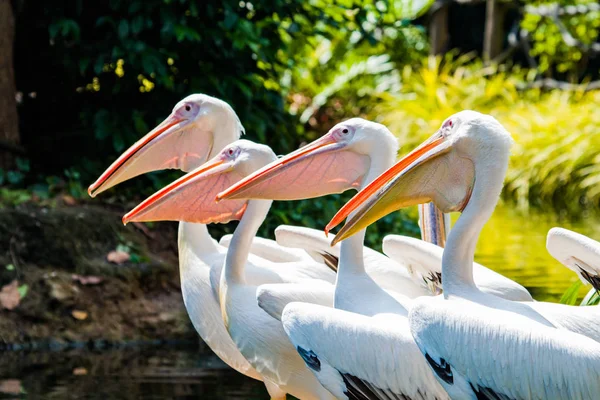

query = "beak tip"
[{"left": 87, "top": 185, "right": 97, "bottom": 198}]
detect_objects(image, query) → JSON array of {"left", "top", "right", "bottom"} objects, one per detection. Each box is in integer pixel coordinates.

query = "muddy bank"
[{"left": 0, "top": 204, "right": 197, "bottom": 346}]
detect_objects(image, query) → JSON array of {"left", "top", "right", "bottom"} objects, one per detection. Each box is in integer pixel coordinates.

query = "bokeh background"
[{"left": 1, "top": 0, "right": 600, "bottom": 398}]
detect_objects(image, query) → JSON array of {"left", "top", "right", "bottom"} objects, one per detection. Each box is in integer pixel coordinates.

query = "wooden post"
[
  {"left": 429, "top": 1, "right": 449, "bottom": 55},
  {"left": 483, "top": 0, "right": 505, "bottom": 63},
  {"left": 0, "top": 0, "right": 19, "bottom": 168}
]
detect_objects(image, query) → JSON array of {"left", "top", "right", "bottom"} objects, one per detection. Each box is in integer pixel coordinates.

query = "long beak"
[
  {"left": 328, "top": 132, "right": 474, "bottom": 246},
  {"left": 88, "top": 113, "right": 214, "bottom": 198},
  {"left": 216, "top": 134, "right": 368, "bottom": 201},
  {"left": 122, "top": 156, "right": 247, "bottom": 225}
]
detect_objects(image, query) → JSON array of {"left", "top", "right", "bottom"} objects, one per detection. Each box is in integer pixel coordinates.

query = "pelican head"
[
  {"left": 216, "top": 118, "right": 398, "bottom": 202},
  {"left": 327, "top": 110, "right": 513, "bottom": 245},
  {"left": 88, "top": 94, "right": 243, "bottom": 197},
  {"left": 122, "top": 140, "right": 276, "bottom": 225}
]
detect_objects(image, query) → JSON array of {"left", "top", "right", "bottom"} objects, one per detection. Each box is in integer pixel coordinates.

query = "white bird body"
[
  {"left": 88, "top": 94, "right": 335, "bottom": 391},
  {"left": 282, "top": 302, "right": 451, "bottom": 400},
  {"left": 178, "top": 222, "right": 336, "bottom": 381},
  {"left": 332, "top": 111, "right": 600, "bottom": 399},
  {"left": 274, "top": 224, "right": 431, "bottom": 298},
  {"left": 383, "top": 234, "right": 533, "bottom": 301},
  {"left": 220, "top": 232, "right": 311, "bottom": 263},
  {"left": 126, "top": 141, "right": 336, "bottom": 399},
  {"left": 219, "top": 120, "right": 450, "bottom": 398},
  {"left": 410, "top": 292, "right": 600, "bottom": 400}
]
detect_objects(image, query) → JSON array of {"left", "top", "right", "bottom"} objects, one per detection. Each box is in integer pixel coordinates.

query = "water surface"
[
  {"left": 0, "top": 344, "right": 267, "bottom": 399},
  {"left": 474, "top": 204, "right": 600, "bottom": 301}
]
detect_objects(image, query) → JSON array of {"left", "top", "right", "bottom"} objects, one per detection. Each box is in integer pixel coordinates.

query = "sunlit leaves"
[{"left": 379, "top": 54, "right": 600, "bottom": 214}]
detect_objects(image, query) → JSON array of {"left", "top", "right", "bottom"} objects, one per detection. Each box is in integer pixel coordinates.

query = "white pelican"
[
  {"left": 547, "top": 227, "right": 600, "bottom": 292},
  {"left": 330, "top": 110, "right": 600, "bottom": 399},
  {"left": 87, "top": 94, "right": 335, "bottom": 397},
  {"left": 219, "top": 118, "right": 532, "bottom": 308},
  {"left": 123, "top": 140, "right": 336, "bottom": 400},
  {"left": 211, "top": 120, "right": 463, "bottom": 399},
  {"left": 88, "top": 93, "right": 303, "bottom": 263}
]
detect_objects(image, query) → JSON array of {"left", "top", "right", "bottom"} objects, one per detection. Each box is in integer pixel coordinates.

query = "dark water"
[{"left": 0, "top": 344, "right": 268, "bottom": 399}]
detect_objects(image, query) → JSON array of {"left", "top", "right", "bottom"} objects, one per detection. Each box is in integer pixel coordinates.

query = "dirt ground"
[{"left": 0, "top": 204, "right": 197, "bottom": 347}]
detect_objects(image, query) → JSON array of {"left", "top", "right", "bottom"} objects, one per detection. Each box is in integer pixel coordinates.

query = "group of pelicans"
[{"left": 88, "top": 94, "right": 600, "bottom": 400}]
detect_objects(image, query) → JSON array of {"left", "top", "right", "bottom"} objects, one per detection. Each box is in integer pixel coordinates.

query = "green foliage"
[
  {"left": 378, "top": 54, "right": 600, "bottom": 214},
  {"left": 559, "top": 279, "right": 583, "bottom": 304},
  {"left": 522, "top": 0, "right": 600, "bottom": 76},
  {"left": 10, "top": 0, "right": 428, "bottom": 246},
  {"left": 581, "top": 288, "right": 600, "bottom": 305}
]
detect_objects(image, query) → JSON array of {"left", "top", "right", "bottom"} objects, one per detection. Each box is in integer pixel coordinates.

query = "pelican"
[
  {"left": 219, "top": 118, "right": 532, "bottom": 312},
  {"left": 87, "top": 94, "right": 335, "bottom": 397},
  {"left": 123, "top": 140, "right": 336, "bottom": 400},
  {"left": 329, "top": 110, "right": 600, "bottom": 399},
  {"left": 547, "top": 227, "right": 600, "bottom": 292},
  {"left": 216, "top": 119, "right": 524, "bottom": 399}
]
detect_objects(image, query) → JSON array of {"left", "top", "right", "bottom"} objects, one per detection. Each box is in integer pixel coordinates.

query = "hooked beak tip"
[{"left": 88, "top": 184, "right": 97, "bottom": 198}]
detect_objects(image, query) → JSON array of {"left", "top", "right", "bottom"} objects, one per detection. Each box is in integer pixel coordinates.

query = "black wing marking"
[
  {"left": 578, "top": 265, "right": 600, "bottom": 292},
  {"left": 318, "top": 251, "right": 339, "bottom": 273},
  {"left": 341, "top": 373, "right": 415, "bottom": 400},
  {"left": 424, "top": 353, "right": 453, "bottom": 385},
  {"left": 297, "top": 346, "right": 321, "bottom": 371},
  {"left": 469, "top": 383, "right": 515, "bottom": 400}
]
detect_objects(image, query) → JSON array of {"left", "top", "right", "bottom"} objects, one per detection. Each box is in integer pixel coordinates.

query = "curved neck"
[
  {"left": 442, "top": 153, "right": 507, "bottom": 295},
  {"left": 178, "top": 222, "right": 218, "bottom": 256},
  {"left": 337, "top": 153, "right": 392, "bottom": 279},
  {"left": 222, "top": 199, "right": 272, "bottom": 284}
]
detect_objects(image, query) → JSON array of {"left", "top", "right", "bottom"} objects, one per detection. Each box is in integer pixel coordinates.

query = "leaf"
[
  {"left": 62, "top": 195, "right": 77, "bottom": 206},
  {"left": 107, "top": 250, "right": 130, "bottom": 264},
  {"left": 78, "top": 57, "right": 90, "bottom": 75},
  {"left": 118, "top": 20, "right": 130, "bottom": 39},
  {"left": 131, "top": 16, "right": 144, "bottom": 35},
  {"left": 0, "top": 281, "right": 21, "bottom": 310},
  {"left": 72, "top": 368, "right": 88, "bottom": 376},
  {"left": 17, "top": 284, "right": 28, "bottom": 299},
  {"left": 72, "top": 310, "right": 88, "bottom": 320},
  {"left": 72, "top": 274, "right": 103, "bottom": 285},
  {"left": 559, "top": 280, "right": 583, "bottom": 305},
  {"left": 5, "top": 264, "right": 14, "bottom": 271},
  {"left": 7, "top": 171, "right": 24, "bottom": 185},
  {"left": 0, "top": 380, "right": 22, "bottom": 395},
  {"left": 223, "top": 11, "right": 238, "bottom": 30}
]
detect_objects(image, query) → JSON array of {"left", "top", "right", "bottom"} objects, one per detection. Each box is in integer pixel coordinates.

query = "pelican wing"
[
  {"left": 219, "top": 234, "right": 309, "bottom": 263},
  {"left": 409, "top": 296, "right": 600, "bottom": 400},
  {"left": 383, "top": 235, "right": 533, "bottom": 301},
  {"left": 527, "top": 301, "right": 600, "bottom": 343},
  {"left": 256, "top": 282, "right": 334, "bottom": 321},
  {"left": 282, "top": 302, "right": 450, "bottom": 400},
  {"left": 547, "top": 227, "right": 600, "bottom": 290},
  {"left": 275, "top": 225, "right": 430, "bottom": 298}
]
